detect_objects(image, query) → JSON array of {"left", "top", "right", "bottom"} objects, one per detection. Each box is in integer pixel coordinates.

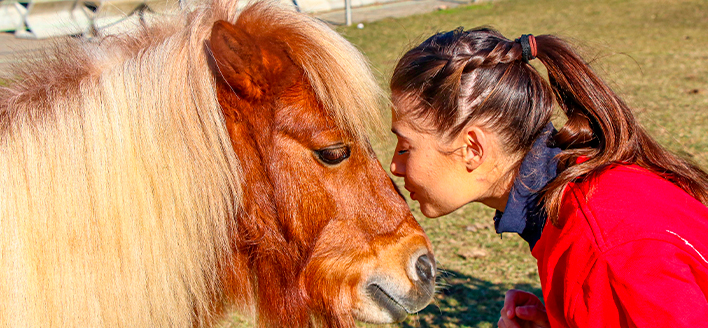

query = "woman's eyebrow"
[{"left": 391, "top": 127, "right": 408, "bottom": 140}]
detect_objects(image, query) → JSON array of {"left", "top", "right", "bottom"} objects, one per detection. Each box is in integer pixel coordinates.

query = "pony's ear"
[{"left": 210, "top": 20, "right": 267, "bottom": 100}]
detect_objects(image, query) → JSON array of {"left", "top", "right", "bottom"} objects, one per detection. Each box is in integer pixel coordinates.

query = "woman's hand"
[{"left": 497, "top": 289, "right": 551, "bottom": 328}]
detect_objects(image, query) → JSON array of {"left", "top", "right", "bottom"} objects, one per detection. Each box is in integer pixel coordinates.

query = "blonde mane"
[{"left": 0, "top": 1, "right": 384, "bottom": 327}]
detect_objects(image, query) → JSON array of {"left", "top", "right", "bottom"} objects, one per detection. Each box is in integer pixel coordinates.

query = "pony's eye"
[{"left": 315, "top": 146, "right": 351, "bottom": 165}]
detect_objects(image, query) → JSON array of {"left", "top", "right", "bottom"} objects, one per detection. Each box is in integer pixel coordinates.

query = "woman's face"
[
  {"left": 389, "top": 110, "right": 515, "bottom": 218},
  {"left": 390, "top": 117, "right": 469, "bottom": 217}
]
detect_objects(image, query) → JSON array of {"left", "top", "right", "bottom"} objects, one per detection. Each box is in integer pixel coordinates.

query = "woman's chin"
[
  {"left": 419, "top": 200, "right": 462, "bottom": 218},
  {"left": 419, "top": 204, "right": 445, "bottom": 218}
]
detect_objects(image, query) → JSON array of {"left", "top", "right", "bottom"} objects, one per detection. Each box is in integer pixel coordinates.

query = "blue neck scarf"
[{"left": 493, "top": 123, "right": 561, "bottom": 250}]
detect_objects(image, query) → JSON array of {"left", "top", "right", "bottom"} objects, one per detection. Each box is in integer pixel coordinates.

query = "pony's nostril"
[{"left": 414, "top": 254, "right": 434, "bottom": 283}]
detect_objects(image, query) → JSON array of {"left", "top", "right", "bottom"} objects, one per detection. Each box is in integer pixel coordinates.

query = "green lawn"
[
  {"left": 355, "top": 0, "right": 708, "bottom": 326},
  {"left": 227, "top": 0, "right": 708, "bottom": 326},
  {"left": 343, "top": 0, "right": 708, "bottom": 169}
]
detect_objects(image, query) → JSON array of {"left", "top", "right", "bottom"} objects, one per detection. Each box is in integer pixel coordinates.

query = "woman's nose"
[{"left": 390, "top": 156, "right": 405, "bottom": 177}]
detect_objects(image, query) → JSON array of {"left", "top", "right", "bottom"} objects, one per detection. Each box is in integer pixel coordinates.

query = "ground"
[
  {"left": 341, "top": 0, "right": 708, "bottom": 327},
  {"left": 231, "top": 0, "right": 708, "bottom": 326}
]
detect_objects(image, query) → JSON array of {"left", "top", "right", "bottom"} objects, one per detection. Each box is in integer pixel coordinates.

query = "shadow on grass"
[{"left": 400, "top": 269, "right": 542, "bottom": 328}]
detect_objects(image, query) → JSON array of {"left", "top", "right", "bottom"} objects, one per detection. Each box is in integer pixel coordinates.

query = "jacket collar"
[{"left": 493, "top": 123, "right": 560, "bottom": 250}]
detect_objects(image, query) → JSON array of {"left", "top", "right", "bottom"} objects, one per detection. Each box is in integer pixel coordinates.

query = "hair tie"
[{"left": 516, "top": 34, "right": 537, "bottom": 63}]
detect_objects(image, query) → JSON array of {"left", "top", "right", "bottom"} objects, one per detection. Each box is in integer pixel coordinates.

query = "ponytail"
[
  {"left": 390, "top": 27, "right": 708, "bottom": 226},
  {"left": 535, "top": 35, "right": 708, "bottom": 224}
]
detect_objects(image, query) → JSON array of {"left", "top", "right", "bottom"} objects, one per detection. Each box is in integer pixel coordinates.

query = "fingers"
[
  {"left": 502, "top": 289, "right": 530, "bottom": 319},
  {"left": 504, "top": 289, "right": 537, "bottom": 308},
  {"left": 497, "top": 316, "right": 506, "bottom": 328},
  {"left": 502, "top": 290, "right": 518, "bottom": 320},
  {"left": 499, "top": 292, "right": 521, "bottom": 328},
  {"left": 515, "top": 305, "right": 551, "bottom": 327},
  {"left": 497, "top": 311, "right": 519, "bottom": 328},
  {"left": 499, "top": 289, "right": 546, "bottom": 328}
]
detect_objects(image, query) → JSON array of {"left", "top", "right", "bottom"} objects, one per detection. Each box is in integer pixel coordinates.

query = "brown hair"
[{"left": 391, "top": 27, "right": 708, "bottom": 224}]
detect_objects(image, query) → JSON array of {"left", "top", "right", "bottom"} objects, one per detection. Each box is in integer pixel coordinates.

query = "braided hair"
[{"left": 391, "top": 27, "right": 708, "bottom": 224}]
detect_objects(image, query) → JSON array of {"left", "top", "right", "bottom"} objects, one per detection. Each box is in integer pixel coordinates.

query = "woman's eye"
[
  {"left": 315, "top": 146, "right": 351, "bottom": 165},
  {"left": 397, "top": 149, "right": 408, "bottom": 155}
]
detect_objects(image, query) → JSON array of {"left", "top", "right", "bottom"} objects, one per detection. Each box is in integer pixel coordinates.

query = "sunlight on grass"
[{"left": 225, "top": 0, "right": 708, "bottom": 326}]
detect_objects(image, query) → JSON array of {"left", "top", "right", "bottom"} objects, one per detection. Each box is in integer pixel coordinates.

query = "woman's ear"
[{"left": 462, "top": 126, "right": 487, "bottom": 172}]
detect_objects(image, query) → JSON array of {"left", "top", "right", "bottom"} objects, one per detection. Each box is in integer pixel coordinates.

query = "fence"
[
  {"left": 0, "top": 0, "right": 179, "bottom": 39},
  {"left": 0, "top": 0, "right": 400, "bottom": 38}
]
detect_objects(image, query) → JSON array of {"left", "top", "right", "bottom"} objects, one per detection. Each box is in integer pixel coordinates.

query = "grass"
[
  {"left": 342, "top": 0, "right": 708, "bottom": 168},
  {"left": 226, "top": 0, "right": 708, "bottom": 326}
]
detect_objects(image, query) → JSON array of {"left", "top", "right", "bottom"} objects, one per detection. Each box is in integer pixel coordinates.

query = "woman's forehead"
[
  {"left": 391, "top": 118, "right": 443, "bottom": 148},
  {"left": 390, "top": 117, "right": 412, "bottom": 138}
]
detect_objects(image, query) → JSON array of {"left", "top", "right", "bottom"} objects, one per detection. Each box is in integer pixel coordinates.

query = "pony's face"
[{"left": 209, "top": 20, "right": 435, "bottom": 325}]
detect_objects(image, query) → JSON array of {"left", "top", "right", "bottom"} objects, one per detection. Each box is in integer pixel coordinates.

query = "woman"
[{"left": 389, "top": 27, "right": 708, "bottom": 327}]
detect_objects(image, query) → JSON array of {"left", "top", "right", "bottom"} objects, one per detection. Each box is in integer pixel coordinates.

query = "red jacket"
[{"left": 532, "top": 163, "right": 708, "bottom": 327}]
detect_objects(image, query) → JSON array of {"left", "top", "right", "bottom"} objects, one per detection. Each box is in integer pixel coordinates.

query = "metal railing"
[
  {"left": 1, "top": 0, "right": 382, "bottom": 38},
  {"left": 0, "top": 0, "right": 178, "bottom": 39}
]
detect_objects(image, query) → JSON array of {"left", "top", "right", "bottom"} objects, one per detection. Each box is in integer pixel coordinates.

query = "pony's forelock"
[{"left": 236, "top": 1, "right": 386, "bottom": 144}]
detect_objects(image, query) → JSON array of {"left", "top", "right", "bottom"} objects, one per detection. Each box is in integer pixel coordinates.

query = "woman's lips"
[{"left": 405, "top": 186, "right": 416, "bottom": 200}]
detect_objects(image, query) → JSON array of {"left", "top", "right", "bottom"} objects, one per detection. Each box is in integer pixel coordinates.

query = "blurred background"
[{"left": 0, "top": 0, "right": 462, "bottom": 70}]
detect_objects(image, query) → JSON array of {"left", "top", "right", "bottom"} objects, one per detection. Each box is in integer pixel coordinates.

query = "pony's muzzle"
[{"left": 358, "top": 247, "right": 436, "bottom": 323}]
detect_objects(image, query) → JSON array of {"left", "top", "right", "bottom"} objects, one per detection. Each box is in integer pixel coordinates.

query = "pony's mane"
[
  {"left": 0, "top": 0, "right": 384, "bottom": 326},
  {"left": 0, "top": 2, "right": 243, "bottom": 327},
  {"left": 0, "top": 0, "right": 385, "bottom": 142}
]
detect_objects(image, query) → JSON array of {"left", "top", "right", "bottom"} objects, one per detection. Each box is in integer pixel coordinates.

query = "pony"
[{"left": 0, "top": 1, "right": 436, "bottom": 327}]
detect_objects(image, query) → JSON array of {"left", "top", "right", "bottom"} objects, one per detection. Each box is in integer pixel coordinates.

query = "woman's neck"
[{"left": 476, "top": 153, "right": 522, "bottom": 212}]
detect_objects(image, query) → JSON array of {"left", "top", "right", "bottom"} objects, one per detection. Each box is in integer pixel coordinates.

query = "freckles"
[
  {"left": 424, "top": 169, "right": 444, "bottom": 183},
  {"left": 415, "top": 163, "right": 439, "bottom": 184}
]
